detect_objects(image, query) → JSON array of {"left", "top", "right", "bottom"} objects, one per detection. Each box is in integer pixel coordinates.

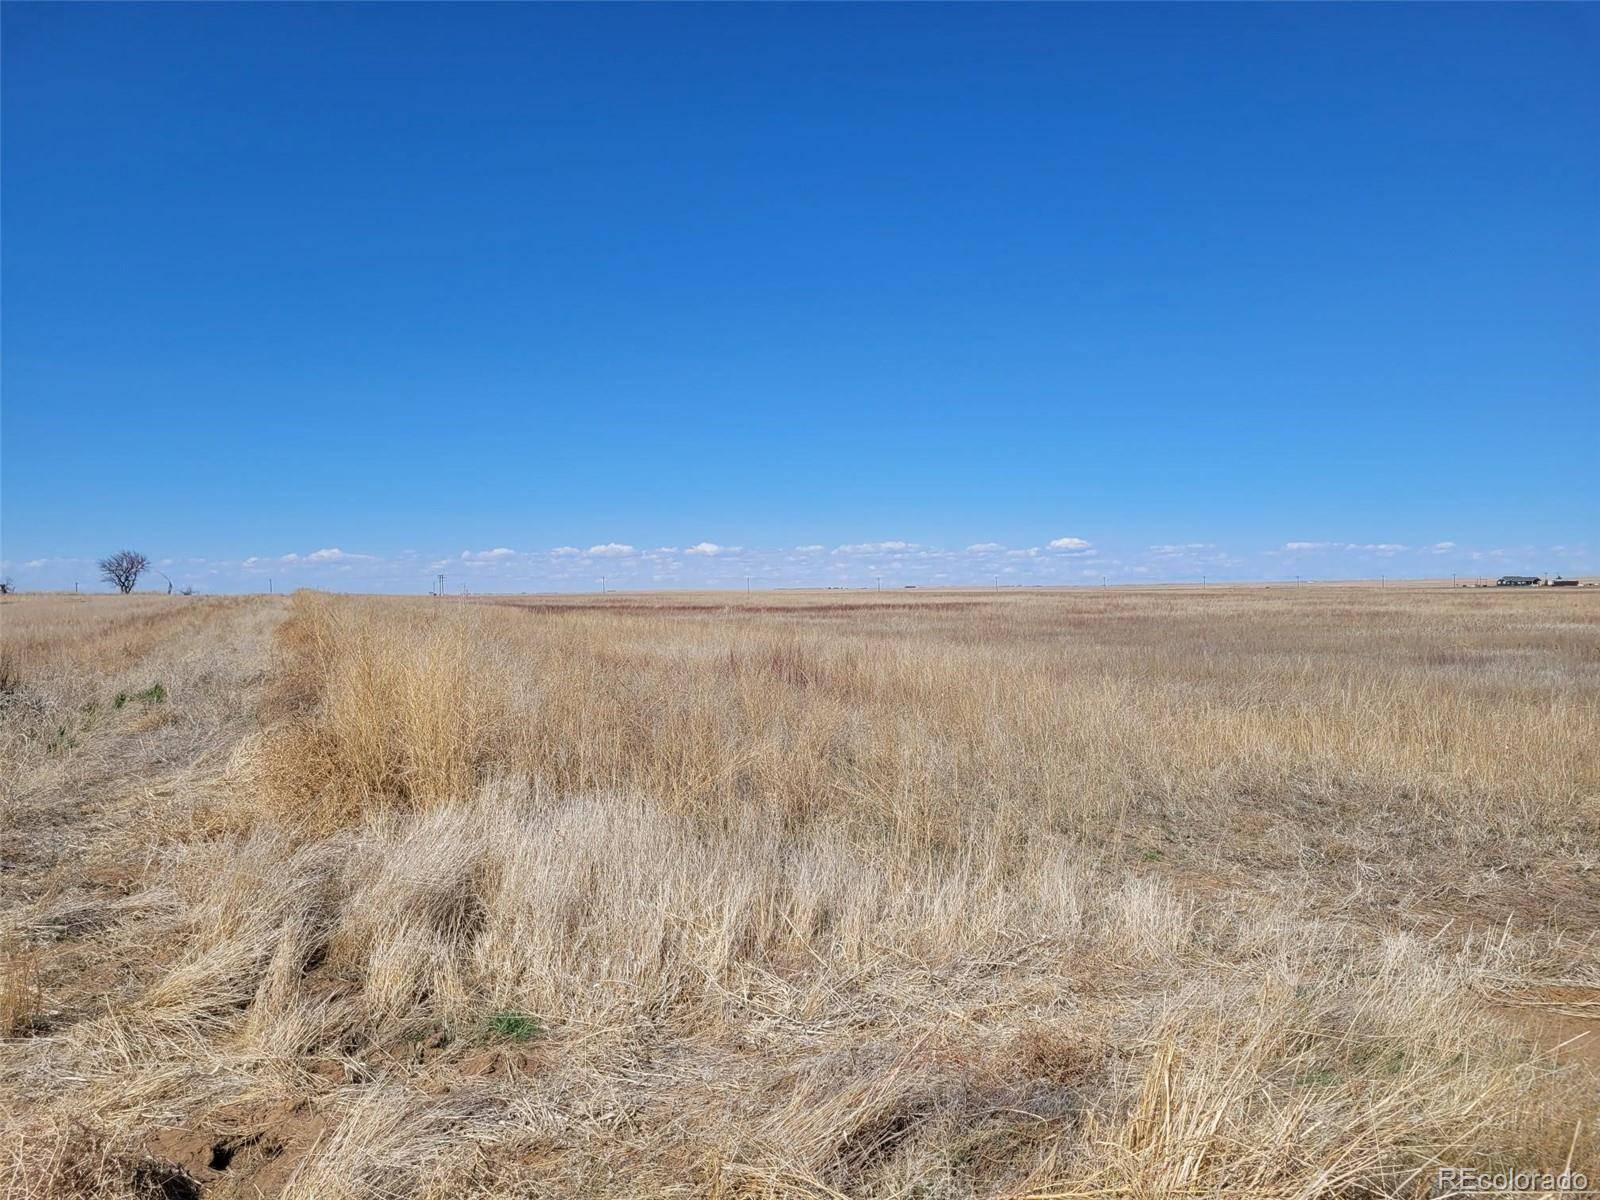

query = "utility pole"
[
  {"left": 746, "top": 575, "right": 751, "bottom": 595},
  {"left": 993, "top": 574, "right": 998, "bottom": 591},
  {"left": 268, "top": 578, "right": 272, "bottom": 594},
  {"left": 876, "top": 575, "right": 881, "bottom": 592},
  {"left": 601, "top": 575, "right": 606, "bottom": 595}
]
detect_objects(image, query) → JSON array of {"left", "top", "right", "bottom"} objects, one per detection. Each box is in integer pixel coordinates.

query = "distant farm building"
[
  {"left": 1495, "top": 575, "right": 1541, "bottom": 587},
  {"left": 1547, "top": 577, "right": 1579, "bottom": 587}
]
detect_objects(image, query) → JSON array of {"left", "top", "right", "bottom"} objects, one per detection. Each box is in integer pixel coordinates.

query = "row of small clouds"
[
  {"left": 449, "top": 537, "right": 1096, "bottom": 563},
  {"left": 1277, "top": 541, "right": 1460, "bottom": 557},
  {"left": 4, "top": 537, "right": 1587, "bottom": 592},
  {"left": 241, "top": 547, "right": 375, "bottom": 567},
  {"left": 403, "top": 536, "right": 1582, "bottom": 577}
]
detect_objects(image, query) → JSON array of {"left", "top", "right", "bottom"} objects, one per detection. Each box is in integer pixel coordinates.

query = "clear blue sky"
[{"left": 3, "top": 3, "right": 1595, "bottom": 591}]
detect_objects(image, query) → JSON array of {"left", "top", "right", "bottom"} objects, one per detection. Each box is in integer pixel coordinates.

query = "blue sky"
[{"left": 3, "top": 4, "right": 1595, "bottom": 592}]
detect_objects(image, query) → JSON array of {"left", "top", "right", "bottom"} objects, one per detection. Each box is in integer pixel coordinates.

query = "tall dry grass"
[
  {"left": 2, "top": 586, "right": 1596, "bottom": 1197},
  {"left": 262, "top": 589, "right": 1599, "bottom": 890}
]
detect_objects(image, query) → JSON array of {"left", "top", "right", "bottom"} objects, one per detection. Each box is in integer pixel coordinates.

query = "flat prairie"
[{"left": 2, "top": 585, "right": 1596, "bottom": 1198}]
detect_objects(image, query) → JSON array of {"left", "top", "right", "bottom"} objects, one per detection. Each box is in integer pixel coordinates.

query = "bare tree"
[
  {"left": 0, "top": 578, "right": 12, "bottom": 595},
  {"left": 98, "top": 550, "right": 150, "bottom": 594}
]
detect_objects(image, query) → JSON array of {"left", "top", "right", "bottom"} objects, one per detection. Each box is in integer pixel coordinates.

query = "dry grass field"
[{"left": 2, "top": 585, "right": 1596, "bottom": 1199}]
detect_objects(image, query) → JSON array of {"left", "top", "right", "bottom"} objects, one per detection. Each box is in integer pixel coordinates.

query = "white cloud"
[
  {"left": 17, "top": 556, "right": 92, "bottom": 569},
  {"left": 1048, "top": 537, "right": 1092, "bottom": 551},
  {"left": 1424, "top": 542, "right": 1457, "bottom": 554},
  {"left": 587, "top": 543, "right": 635, "bottom": 558},
  {"left": 686, "top": 541, "right": 740, "bottom": 556},
  {"left": 1282, "top": 541, "right": 1406, "bottom": 556},
  {"left": 1149, "top": 542, "right": 1215, "bottom": 555},
  {"left": 265, "top": 547, "right": 375, "bottom": 566},
  {"left": 966, "top": 543, "right": 1004, "bottom": 553},
  {"left": 549, "top": 546, "right": 582, "bottom": 557},
  {"left": 834, "top": 540, "right": 914, "bottom": 554},
  {"left": 460, "top": 547, "right": 516, "bottom": 562},
  {"left": 793, "top": 545, "right": 824, "bottom": 554}
]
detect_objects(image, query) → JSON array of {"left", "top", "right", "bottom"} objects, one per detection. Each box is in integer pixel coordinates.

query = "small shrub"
[
  {"left": 114, "top": 682, "right": 166, "bottom": 709},
  {"left": 483, "top": 1011, "right": 544, "bottom": 1042},
  {"left": 1010, "top": 1022, "right": 1103, "bottom": 1085}
]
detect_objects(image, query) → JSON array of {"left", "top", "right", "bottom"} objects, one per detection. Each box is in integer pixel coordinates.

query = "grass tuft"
[{"left": 482, "top": 1011, "right": 544, "bottom": 1042}]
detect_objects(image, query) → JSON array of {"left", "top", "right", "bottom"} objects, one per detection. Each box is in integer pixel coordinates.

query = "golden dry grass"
[{"left": 1, "top": 585, "right": 1596, "bottom": 1198}]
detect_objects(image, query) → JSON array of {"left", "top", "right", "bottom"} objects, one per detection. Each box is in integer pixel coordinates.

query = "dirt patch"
[
  {"left": 457, "top": 1045, "right": 540, "bottom": 1080},
  {"left": 144, "top": 1101, "right": 330, "bottom": 1200},
  {"left": 1481, "top": 984, "right": 1600, "bottom": 1073}
]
